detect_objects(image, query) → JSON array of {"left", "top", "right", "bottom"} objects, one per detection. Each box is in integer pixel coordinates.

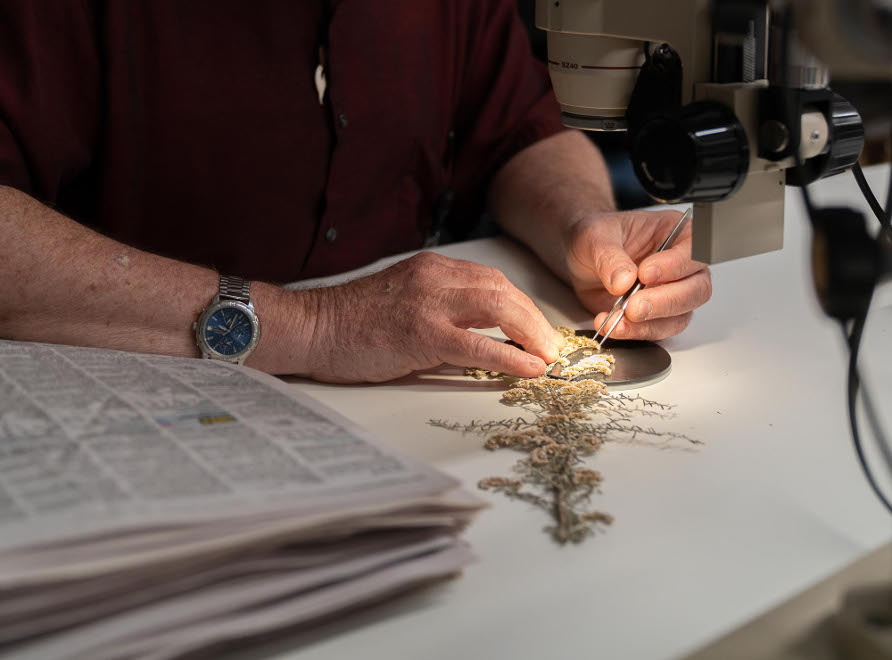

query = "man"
[{"left": 0, "top": 1, "right": 711, "bottom": 383}]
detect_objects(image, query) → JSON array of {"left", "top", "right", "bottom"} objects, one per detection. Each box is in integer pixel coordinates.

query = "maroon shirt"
[{"left": 0, "top": 1, "right": 563, "bottom": 281}]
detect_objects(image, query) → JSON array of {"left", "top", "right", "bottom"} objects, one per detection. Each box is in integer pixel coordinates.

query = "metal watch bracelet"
[{"left": 218, "top": 275, "right": 251, "bottom": 303}]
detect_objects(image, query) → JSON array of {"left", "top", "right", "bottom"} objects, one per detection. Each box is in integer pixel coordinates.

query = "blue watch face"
[{"left": 203, "top": 308, "right": 254, "bottom": 357}]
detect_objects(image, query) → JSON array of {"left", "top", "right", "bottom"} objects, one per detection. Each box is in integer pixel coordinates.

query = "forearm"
[
  {"left": 0, "top": 185, "right": 316, "bottom": 374},
  {"left": 488, "top": 130, "right": 616, "bottom": 282}
]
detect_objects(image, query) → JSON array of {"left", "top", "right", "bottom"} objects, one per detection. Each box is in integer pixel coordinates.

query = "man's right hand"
[
  {"left": 0, "top": 186, "right": 559, "bottom": 383},
  {"left": 296, "top": 252, "right": 563, "bottom": 383}
]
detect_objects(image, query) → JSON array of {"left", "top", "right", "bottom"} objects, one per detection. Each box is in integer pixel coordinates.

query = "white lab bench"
[{"left": 246, "top": 166, "right": 892, "bottom": 659}]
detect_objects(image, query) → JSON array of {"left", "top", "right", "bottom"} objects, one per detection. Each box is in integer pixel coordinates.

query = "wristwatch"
[{"left": 193, "top": 275, "right": 261, "bottom": 365}]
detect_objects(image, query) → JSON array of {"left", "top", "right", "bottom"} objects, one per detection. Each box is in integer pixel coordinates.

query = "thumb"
[{"left": 591, "top": 225, "right": 637, "bottom": 296}]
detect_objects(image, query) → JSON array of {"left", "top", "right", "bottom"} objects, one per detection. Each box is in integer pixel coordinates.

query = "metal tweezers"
[{"left": 594, "top": 207, "right": 693, "bottom": 349}]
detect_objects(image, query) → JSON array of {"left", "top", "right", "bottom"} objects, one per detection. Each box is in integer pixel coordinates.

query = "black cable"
[
  {"left": 852, "top": 162, "right": 890, "bottom": 229},
  {"left": 845, "top": 143, "right": 892, "bottom": 494},
  {"left": 849, "top": 159, "right": 892, "bottom": 480},
  {"left": 841, "top": 316, "right": 892, "bottom": 515},
  {"left": 863, "top": 383, "right": 892, "bottom": 481},
  {"left": 780, "top": 7, "right": 891, "bottom": 515},
  {"left": 885, "top": 126, "right": 892, "bottom": 245},
  {"left": 853, "top": 161, "right": 892, "bottom": 252},
  {"left": 886, "top": 125, "right": 892, "bottom": 224}
]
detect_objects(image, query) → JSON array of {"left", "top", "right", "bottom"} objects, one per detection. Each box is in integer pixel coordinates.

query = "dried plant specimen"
[
  {"left": 432, "top": 328, "right": 698, "bottom": 545},
  {"left": 557, "top": 352, "right": 614, "bottom": 380},
  {"left": 466, "top": 326, "right": 613, "bottom": 382}
]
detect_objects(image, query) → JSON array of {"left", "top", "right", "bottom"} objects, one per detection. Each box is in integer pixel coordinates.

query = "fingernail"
[
  {"left": 638, "top": 299, "right": 653, "bottom": 321},
  {"left": 615, "top": 321, "right": 628, "bottom": 335},
  {"left": 529, "top": 356, "right": 546, "bottom": 372},
  {"left": 609, "top": 267, "right": 632, "bottom": 289},
  {"left": 642, "top": 266, "right": 662, "bottom": 284}
]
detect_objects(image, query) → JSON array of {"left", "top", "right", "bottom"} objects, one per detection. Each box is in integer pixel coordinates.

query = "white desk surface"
[{"left": 261, "top": 166, "right": 892, "bottom": 660}]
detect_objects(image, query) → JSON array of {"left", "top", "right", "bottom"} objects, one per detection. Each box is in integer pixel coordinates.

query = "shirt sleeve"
[
  {"left": 0, "top": 2, "right": 99, "bottom": 201},
  {"left": 450, "top": 0, "right": 565, "bottom": 215}
]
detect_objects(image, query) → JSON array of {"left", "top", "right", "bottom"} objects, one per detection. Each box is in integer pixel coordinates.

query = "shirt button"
[
  {"left": 338, "top": 113, "right": 348, "bottom": 128},
  {"left": 325, "top": 227, "right": 338, "bottom": 242}
]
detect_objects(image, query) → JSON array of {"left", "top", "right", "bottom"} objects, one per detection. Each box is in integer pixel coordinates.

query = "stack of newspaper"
[{"left": 0, "top": 340, "right": 482, "bottom": 659}]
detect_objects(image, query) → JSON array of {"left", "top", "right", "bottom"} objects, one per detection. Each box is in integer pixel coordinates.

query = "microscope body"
[{"left": 535, "top": 0, "right": 871, "bottom": 265}]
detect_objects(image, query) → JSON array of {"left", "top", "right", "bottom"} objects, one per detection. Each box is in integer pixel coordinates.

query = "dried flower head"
[
  {"left": 466, "top": 367, "right": 505, "bottom": 380},
  {"left": 478, "top": 477, "right": 523, "bottom": 491},
  {"left": 581, "top": 511, "right": 615, "bottom": 524},
  {"left": 558, "top": 353, "right": 615, "bottom": 380},
  {"left": 529, "top": 447, "right": 550, "bottom": 466},
  {"left": 572, "top": 468, "right": 603, "bottom": 486}
]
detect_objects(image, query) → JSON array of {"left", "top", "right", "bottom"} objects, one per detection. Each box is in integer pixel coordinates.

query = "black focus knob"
[
  {"left": 822, "top": 95, "right": 865, "bottom": 180},
  {"left": 630, "top": 101, "right": 749, "bottom": 203},
  {"left": 787, "top": 94, "right": 865, "bottom": 186}
]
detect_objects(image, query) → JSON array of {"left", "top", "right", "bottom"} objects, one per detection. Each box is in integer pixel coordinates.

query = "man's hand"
[
  {"left": 490, "top": 131, "right": 712, "bottom": 343},
  {"left": 565, "top": 210, "right": 712, "bottom": 341},
  {"left": 0, "top": 188, "right": 561, "bottom": 383},
  {"left": 301, "top": 252, "right": 563, "bottom": 383}
]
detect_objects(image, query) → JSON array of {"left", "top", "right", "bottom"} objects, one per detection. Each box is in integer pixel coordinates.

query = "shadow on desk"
[
  {"left": 283, "top": 366, "right": 509, "bottom": 393},
  {"left": 392, "top": 367, "right": 511, "bottom": 392},
  {"left": 218, "top": 576, "right": 455, "bottom": 660}
]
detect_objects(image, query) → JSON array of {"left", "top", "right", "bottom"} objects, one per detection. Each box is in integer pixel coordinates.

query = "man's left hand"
[{"left": 564, "top": 209, "right": 712, "bottom": 341}]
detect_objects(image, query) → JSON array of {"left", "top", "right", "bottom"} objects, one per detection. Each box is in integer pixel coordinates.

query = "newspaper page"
[
  {"left": 10, "top": 535, "right": 472, "bottom": 660},
  {"left": 9, "top": 537, "right": 474, "bottom": 660},
  {"left": 0, "top": 340, "right": 456, "bottom": 549}
]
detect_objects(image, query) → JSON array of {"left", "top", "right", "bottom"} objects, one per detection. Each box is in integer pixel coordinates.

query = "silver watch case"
[{"left": 193, "top": 298, "right": 261, "bottom": 365}]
